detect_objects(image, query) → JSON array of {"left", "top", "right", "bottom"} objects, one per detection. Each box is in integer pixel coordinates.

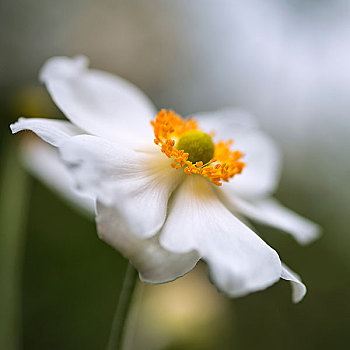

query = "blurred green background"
[{"left": 1, "top": 0, "right": 350, "bottom": 349}]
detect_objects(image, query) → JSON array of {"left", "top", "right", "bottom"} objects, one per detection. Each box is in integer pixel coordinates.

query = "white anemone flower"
[{"left": 11, "top": 56, "right": 320, "bottom": 303}]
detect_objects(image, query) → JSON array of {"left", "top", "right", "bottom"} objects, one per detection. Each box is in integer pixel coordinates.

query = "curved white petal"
[
  {"left": 281, "top": 263, "right": 307, "bottom": 303},
  {"left": 59, "top": 135, "right": 185, "bottom": 238},
  {"left": 20, "top": 138, "right": 95, "bottom": 216},
  {"left": 40, "top": 56, "right": 156, "bottom": 145},
  {"left": 224, "top": 195, "right": 321, "bottom": 245},
  {"left": 96, "top": 202, "right": 200, "bottom": 283},
  {"left": 10, "top": 117, "right": 84, "bottom": 147},
  {"left": 193, "top": 109, "right": 282, "bottom": 198},
  {"left": 160, "top": 175, "right": 281, "bottom": 298}
]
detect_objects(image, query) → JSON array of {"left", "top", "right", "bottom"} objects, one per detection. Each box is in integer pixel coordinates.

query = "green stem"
[
  {"left": 106, "top": 263, "right": 138, "bottom": 350},
  {"left": 0, "top": 142, "right": 29, "bottom": 350}
]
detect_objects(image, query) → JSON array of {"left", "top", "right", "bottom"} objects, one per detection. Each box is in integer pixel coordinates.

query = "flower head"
[
  {"left": 151, "top": 109, "right": 245, "bottom": 185},
  {"left": 11, "top": 56, "right": 321, "bottom": 302}
]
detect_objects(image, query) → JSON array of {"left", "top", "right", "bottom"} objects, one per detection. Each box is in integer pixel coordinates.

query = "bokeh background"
[{"left": 1, "top": 0, "right": 350, "bottom": 349}]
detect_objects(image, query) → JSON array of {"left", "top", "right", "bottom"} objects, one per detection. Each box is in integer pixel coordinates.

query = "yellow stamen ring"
[{"left": 151, "top": 109, "right": 245, "bottom": 186}]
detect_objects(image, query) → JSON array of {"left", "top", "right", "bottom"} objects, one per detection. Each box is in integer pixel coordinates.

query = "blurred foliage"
[{"left": 22, "top": 178, "right": 127, "bottom": 349}]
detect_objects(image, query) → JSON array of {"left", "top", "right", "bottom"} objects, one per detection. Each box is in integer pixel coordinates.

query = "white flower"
[{"left": 11, "top": 56, "right": 320, "bottom": 303}]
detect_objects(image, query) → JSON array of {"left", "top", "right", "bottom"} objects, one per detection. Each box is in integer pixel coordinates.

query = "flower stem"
[
  {"left": 0, "top": 141, "right": 29, "bottom": 350},
  {"left": 106, "top": 263, "right": 138, "bottom": 350}
]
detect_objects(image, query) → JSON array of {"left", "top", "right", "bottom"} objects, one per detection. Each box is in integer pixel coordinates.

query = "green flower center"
[{"left": 176, "top": 130, "right": 215, "bottom": 164}]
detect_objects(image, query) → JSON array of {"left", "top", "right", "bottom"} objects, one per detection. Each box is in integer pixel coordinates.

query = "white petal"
[
  {"left": 225, "top": 195, "right": 321, "bottom": 245},
  {"left": 20, "top": 138, "right": 95, "bottom": 216},
  {"left": 281, "top": 263, "right": 307, "bottom": 303},
  {"left": 40, "top": 56, "right": 156, "bottom": 145},
  {"left": 160, "top": 175, "right": 281, "bottom": 298},
  {"left": 191, "top": 108, "right": 259, "bottom": 135},
  {"left": 193, "top": 109, "right": 282, "bottom": 198},
  {"left": 10, "top": 117, "right": 83, "bottom": 147},
  {"left": 59, "top": 135, "right": 185, "bottom": 238},
  {"left": 96, "top": 202, "right": 200, "bottom": 283}
]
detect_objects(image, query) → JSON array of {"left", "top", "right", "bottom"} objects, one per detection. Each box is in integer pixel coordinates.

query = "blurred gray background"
[{"left": 0, "top": 0, "right": 349, "bottom": 349}]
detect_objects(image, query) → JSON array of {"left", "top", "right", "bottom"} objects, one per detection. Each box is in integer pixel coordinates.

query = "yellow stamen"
[{"left": 151, "top": 109, "right": 245, "bottom": 186}]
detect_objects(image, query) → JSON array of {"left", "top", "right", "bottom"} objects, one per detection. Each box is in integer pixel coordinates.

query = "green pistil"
[{"left": 176, "top": 130, "right": 215, "bottom": 164}]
